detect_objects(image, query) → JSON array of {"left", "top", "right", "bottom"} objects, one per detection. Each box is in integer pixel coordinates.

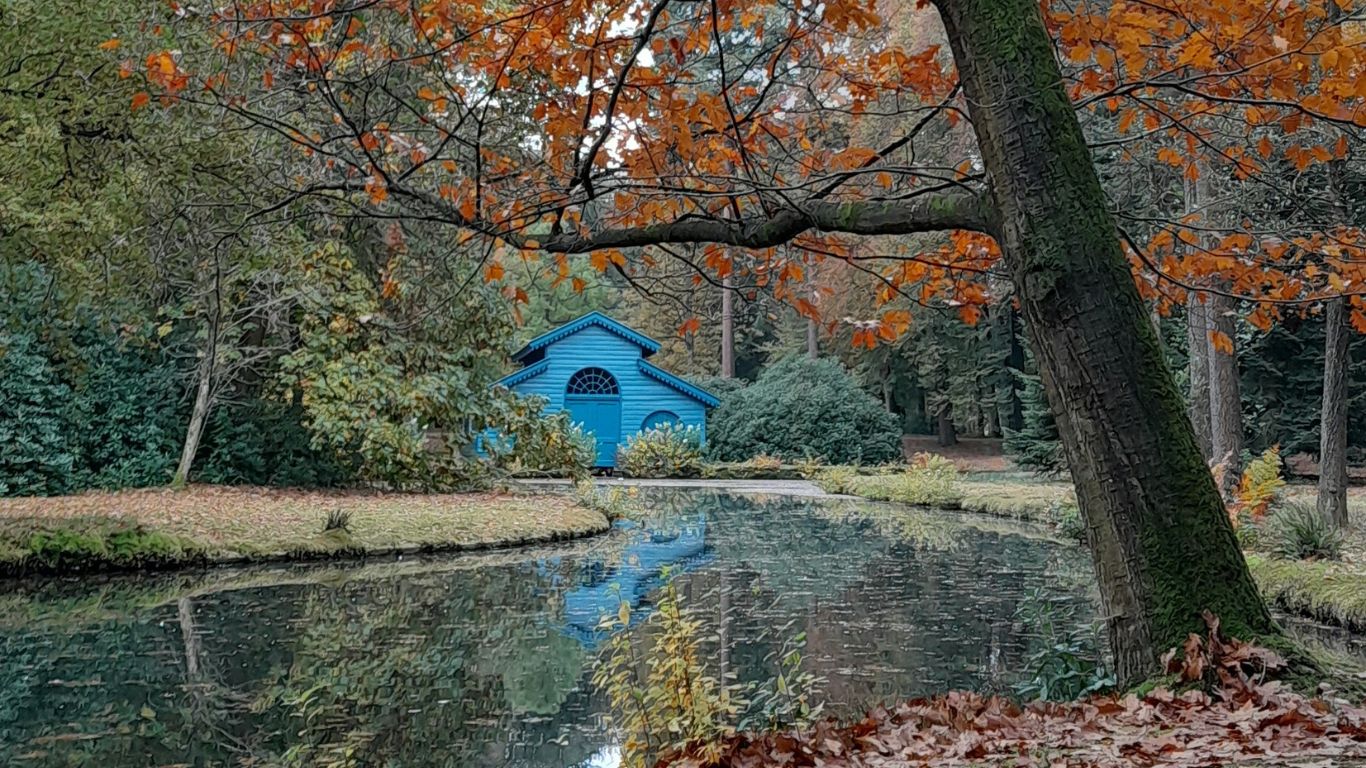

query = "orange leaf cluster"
[{"left": 116, "top": 0, "right": 1366, "bottom": 346}]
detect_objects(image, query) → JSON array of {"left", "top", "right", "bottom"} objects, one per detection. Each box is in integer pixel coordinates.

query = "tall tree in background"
[
  {"left": 130, "top": 0, "right": 1366, "bottom": 683},
  {"left": 1319, "top": 299, "right": 1351, "bottom": 527}
]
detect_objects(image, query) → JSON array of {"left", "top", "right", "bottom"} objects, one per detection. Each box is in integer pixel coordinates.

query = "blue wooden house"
[{"left": 494, "top": 312, "right": 720, "bottom": 468}]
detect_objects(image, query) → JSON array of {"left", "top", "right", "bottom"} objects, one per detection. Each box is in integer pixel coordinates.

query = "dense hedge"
[
  {"left": 705, "top": 357, "right": 902, "bottom": 464},
  {"left": 0, "top": 320, "right": 338, "bottom": 496}
]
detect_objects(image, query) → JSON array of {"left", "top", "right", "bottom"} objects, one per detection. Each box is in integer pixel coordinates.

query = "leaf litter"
[{"left": 667, "top": 613, "right": 1366, "bottom": 767}]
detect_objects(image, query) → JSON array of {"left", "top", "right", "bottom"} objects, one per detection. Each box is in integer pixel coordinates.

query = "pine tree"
[{"left": 1004, "top": 351, "right": 1066, "bottom": 475}]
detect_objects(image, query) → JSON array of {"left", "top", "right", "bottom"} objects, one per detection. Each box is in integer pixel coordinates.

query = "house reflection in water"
[{"left": 558, "top": 515, "right": 711, "bottom": 647}]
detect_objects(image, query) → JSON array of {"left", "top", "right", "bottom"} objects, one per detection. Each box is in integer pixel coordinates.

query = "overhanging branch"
[{"left": 536, "top": 192, "right": 998, "bottom": 254}]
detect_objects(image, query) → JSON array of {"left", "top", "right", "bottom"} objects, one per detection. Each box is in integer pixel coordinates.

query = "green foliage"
[
  {"left": 830, "top": 454, "right": 963, "bottom": 507},
  {"left": 1266, "top": 501, "right": 1344, "bottom": 561},
  {"left": 737, "top": 631, "right": 826, "bottom": 733},
  {"left": 0, "top": 331, "right": 78, "bottom": 496},
  {"left": 197, "top": 401, "right": 351, "bottom": 488},
  {"left": 1241, "top": 318, "right": 1366, "bottom": 460},
  {"left": 0, "top": 0, "right": 147, "bottom": 278},
  {"left": 812, "top": 465, "right": 859, "bottom": 495},
  {"left": 706, "top": 357, "right": 901, "bottom": 464},
  {"left": 1012, "top": 588, "right": 1115, "bottom": 701},
  {"left": 65, "top": 339, "right": 183, "bottom": 490},
  {"left": 1048, "top": 500, "right": 1086, "bottom": 542},
  {"left": 594, "top": 583, "right": 739, "bottom": 767},
  {"left": 617, "top": 425, "right": 704, "bottom": 478},
  {"left": 702, "top": 455, "right": 806, "bottom": 480},
  {"left": 0, "top": 516, "right": 205, "bottom": 576},
  {"left": 482, "top": 400, "right": 595, "bottom": 480},
  {"left": 279, "top": 243, "right": 516, "bottom": 491},
  {"left": 1003, "top": 351, "right": 1066, "bottom": 475},
  {"left": 594, "top": 581, "right": 824, "bottom": 768}
]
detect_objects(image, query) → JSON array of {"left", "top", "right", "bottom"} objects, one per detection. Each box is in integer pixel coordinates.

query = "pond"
[{"left": 0, "top": 489, "right": 1116, "bottom": 766}]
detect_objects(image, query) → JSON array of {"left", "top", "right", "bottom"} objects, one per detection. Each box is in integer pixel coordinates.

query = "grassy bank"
[
  {"left": 1247, "top": 554, "right": 1366, "bottom": 633},
  {"left": 0, "top": 485, "right": 610, "bottom": 576},
  {"left": 826, "top": 469, "right": 1366, "bottom": 633},
  {"left": 815, "top": 467, "right": 1075, "bottom": 523}
]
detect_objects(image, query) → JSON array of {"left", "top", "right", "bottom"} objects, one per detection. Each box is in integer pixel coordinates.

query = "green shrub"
[
  {"left": 1012, "top": 588, "right": 1114, "bottom": 701},
  {"left": 65, "top": 341, "right": 183, "bottom": 490},
  {"left": 705, "top": 358, "right": 901, "bottom": 464},
  {"left": 198, "top": 401, "right": 352, "bottom": 487},
  {"left": 1267, "top": 501, "right": 1344, "bottom": 561},
  {"left": 485, "top": 403, "right": 596, "bottom": 481},
  {"left": 1002, "top": 350, "right": 1066, "bottom": 476},
  {"left": 0, "top": 331, "right": 79, "bottom": 496},
  {"left": 838, "top": 453, "right": 962, "bottom": 507},
  {"left": 813, "top": 466, "right": 859, "bottom": 495},
  {"left": 617, "top": 425, "right": 703, "bottom": 478}
]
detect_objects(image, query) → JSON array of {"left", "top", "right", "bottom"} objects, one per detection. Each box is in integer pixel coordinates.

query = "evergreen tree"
[{"left": 1004, "top": 351, "right": 1066, "bottom": 475}]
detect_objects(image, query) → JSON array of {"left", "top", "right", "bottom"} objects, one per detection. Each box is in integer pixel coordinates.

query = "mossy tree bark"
[{"left": 932, "top": 0, "right": 1277, "bottom": 684}]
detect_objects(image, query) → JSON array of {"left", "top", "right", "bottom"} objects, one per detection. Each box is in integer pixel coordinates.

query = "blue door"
[{"left": 565, "top": 367, "right": 622, "bottom": 468}]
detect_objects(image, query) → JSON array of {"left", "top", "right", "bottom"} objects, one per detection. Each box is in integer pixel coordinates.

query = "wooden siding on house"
[
  {"left": 510, "top": 324, "right": 709, "bottom": 442},
  {"left": 496, "top": 315, "right": 717, "bottom": 467}
]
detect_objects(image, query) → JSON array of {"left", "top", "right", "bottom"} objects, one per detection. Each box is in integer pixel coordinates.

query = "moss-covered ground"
[{"left": 0, "top": 485, "right": 610, "bottom": 576}]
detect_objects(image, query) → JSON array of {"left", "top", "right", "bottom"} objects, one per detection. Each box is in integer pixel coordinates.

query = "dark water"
[{"left": 0, "top": 490, "right": 1101, "bottom": 767}]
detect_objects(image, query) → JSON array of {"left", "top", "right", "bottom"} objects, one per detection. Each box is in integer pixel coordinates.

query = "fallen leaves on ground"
[
  {"left": 670, "top": 614, "right": 1366, "bottom": 767},
  {"left": 0, "top": 484, "right": 607, "bottom": 558}
]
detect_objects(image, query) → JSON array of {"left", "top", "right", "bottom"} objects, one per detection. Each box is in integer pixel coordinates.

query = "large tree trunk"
[
  {"left": 1207, "top": 293, "right": 1243, "bottom": 482},
  {"left": 720, "top": 275, "right": 736, "bottom": 378},
  {"left": 934, "top": 0, "right": 1276, "bottom": 685},
  {"left": 1319, "top": 298, "right": 1351, "bottom": 528},
  {"left": 1186, "top": 294, "right": 1213, "bottom": 460},
  {"left": 806, "top": 316, "right": 818, "bottom": 359}
]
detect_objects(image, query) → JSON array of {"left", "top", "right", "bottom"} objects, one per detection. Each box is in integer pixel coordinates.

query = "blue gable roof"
[
  {"left": 637, "top": 359, "right": 721, "bottom": 407},
  {"left": 493, "top": 359, "right": 549, "bottom": 389},
  {"left": 512, "top": 311, "right": 661, "bottom": 364}
]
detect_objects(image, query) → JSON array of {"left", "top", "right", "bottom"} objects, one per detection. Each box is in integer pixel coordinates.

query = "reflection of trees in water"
[
  {"left": 0, "top": 561, "right": 602, "bottom": 768},
  {"left": 0, "top": 490, "right": 1104, "bottom": 768},
  {"left": 638, "top": 491, "right": 1097, "bottom": 713},
  {"left": 0, "top": 604, "right": 248, "bottom": 767},
  {"left": 251, "top": 567, "right": 596, "bottom": 767}
]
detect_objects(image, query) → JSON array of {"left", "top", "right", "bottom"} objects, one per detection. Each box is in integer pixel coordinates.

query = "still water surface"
[{"left": 0, "top": 490, "right": 1102, "bottom": 766}]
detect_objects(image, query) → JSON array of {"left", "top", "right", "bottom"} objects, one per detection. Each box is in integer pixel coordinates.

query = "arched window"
[
  {"left": 641, "top": 410, "right": 682, "bottom": 432},
  {"left": 567, "top": 367, "right": 619, "bottom": 396}
]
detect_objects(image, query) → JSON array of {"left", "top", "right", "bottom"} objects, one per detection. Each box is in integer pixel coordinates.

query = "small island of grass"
[{"left": 0, "top": 485, "right": 610, "bottom": 577}]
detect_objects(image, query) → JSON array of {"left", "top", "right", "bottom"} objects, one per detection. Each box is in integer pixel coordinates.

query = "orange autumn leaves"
[
  {"left": 1051, "top": 0, "right": 1366, "bottom": 332},
  {"left": 119, "top": 0, "right": 1366, "bottom": 342}
]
